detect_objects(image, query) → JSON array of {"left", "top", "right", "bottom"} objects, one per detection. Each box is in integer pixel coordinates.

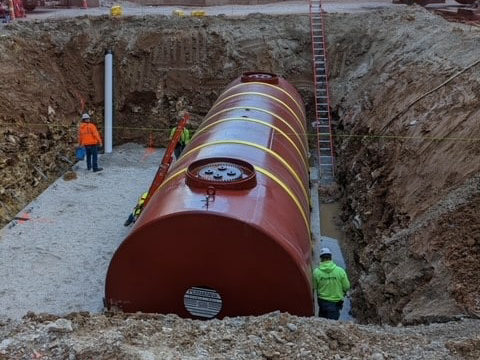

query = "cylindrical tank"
[{"left": 105, "top": 72, "right": 313, "bottom": 318}]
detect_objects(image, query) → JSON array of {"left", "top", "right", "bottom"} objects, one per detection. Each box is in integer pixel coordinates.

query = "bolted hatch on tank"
[{"left": 186, "top": 158, "right": 257, "bottom": 190}]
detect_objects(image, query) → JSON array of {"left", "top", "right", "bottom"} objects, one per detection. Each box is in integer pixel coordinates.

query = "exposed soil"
[
  {"left": 0, "top": 13, "right": 313, "bottom": 227},
  {"left": 328, "top": 9, "right": 480, "bottom": 324},
  {"left": 1, "top": 4, "right": 480, "bottom": 357}
]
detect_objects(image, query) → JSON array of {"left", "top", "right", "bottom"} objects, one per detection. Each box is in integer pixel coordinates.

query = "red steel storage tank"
[{"left": 105, "top": 72, "right": 314, "bottom": 318}]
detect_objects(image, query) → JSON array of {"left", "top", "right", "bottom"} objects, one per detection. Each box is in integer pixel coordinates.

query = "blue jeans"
[
  {"left": 85, "top": 145, "right": 99, "bottom": 170},
  {"left": 317, "top": 298, "right": 343, "bottom": 320}
]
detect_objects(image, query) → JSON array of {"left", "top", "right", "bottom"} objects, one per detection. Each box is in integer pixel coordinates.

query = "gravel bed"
[{"left": 0, "top": 143, "right": 163, "bottom": 319}]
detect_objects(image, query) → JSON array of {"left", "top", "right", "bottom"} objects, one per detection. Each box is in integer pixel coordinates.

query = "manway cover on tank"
[{"left": 105, "top": 72, "right": 314, "bottom": 318}]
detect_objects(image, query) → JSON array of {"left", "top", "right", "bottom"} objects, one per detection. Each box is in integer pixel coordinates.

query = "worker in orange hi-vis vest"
[{"left": 78, "top": 113, "right": 103, "bottom": 172}]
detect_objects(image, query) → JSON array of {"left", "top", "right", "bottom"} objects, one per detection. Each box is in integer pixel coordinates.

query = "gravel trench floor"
[{"left": 0, "top": 143, "right": 164, "bottom": 319}]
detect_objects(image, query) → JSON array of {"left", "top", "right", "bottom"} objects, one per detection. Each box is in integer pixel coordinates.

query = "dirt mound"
[
  {"left": 328, "top": 8, "right": 480, "bottom": 324},
  {"left": 0, "top": 312, "right": 479, "bottom": 359}
]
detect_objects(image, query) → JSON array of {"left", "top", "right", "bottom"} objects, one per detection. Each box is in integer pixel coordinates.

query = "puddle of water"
[{"left": 319, "top": 202, "right": 342, "bottom": 239}]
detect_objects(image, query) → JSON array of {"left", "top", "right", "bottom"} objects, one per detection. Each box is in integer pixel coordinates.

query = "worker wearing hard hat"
[
  {"left": 78, "top": 113, "right": 103, "bottom": 172},
  {"left": 124, "top": 192, "right": 148, "bottom": 226},
  {"left": 313, "top": 247, "right": 350, "bottom": 320}
]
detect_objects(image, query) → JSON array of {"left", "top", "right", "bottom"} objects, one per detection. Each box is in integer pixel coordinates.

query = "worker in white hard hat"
[
  {"left": 312, "top": 247, "right": 350, "bottom": 320},
  {"left": 78, "top": 113, "right": 103, "bottom": 172}
]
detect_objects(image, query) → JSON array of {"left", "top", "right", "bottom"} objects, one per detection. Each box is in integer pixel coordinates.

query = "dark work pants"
[
  {"left": 317, "top": 298, "right": 342, "bottom": 320},
  {"left": 85, "top": 145, "right": 99, "bottom": 170},
  {"left": 174, "top": 144, "right": 185, "bottom": 160}
]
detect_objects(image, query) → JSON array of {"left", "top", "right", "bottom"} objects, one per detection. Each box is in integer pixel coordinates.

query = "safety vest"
[
  {"left": 169, "top": 127, "right": 191, "bottom": 146},
  {"left": 133, "top": 192, "right": 149, "bottom": 217}
]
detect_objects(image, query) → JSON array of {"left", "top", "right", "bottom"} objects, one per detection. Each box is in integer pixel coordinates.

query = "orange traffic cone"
[{"left": 81, "top": 0, "right": 88, "bottom": 9}]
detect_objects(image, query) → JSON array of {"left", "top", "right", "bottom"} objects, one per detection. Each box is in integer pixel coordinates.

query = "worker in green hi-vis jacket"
[
  {"left": 313, "top": 247, "right": 350, "bottom": 320},
  {"left": 169, "top": 125, "right": 191, "bottom": 160}
]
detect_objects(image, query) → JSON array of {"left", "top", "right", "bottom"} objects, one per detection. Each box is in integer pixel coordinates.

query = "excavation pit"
[{"left": 1, "top": 7, "right": 480, "bottom": 326}]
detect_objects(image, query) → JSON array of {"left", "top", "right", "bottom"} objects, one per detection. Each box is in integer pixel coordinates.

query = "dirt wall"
[
  {"left": 0, "top": 14, "right": 313, "bottom": 227},
  {"left": 327, "top": 8, "right": 480, "bottom": 324}
]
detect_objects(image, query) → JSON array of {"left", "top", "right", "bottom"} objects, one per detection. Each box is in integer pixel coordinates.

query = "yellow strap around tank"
[
  {"left": 190, "top": 117, "right": 308, "bottom": 169},
  {"left": 152, "top": 166, "right": 310, "bottom": 241},
  {"left": 202, "top": 106, "right": 308, "bottom": 157},
  {"left": 209, "top": 92, "right": 305, "bottom": 131},
  {"left": 219, "top": 82, "right": 305, "bottom": 119},
  {"left": 254, "top": 165, "right": 310, "bottom": 240},
  {"left": 181, "top": 140, "right": 309, "bottom": 205},
  {"left": 151, "top": 167, "right": 188, "bottom": 198}
]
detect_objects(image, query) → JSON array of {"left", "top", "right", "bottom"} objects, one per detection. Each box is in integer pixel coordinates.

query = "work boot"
[{"left": 93, "top": 167, "right": 103, "bottom": 173}]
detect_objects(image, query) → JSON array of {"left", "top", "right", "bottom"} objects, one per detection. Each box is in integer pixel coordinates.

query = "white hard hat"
[
  {"left": 319, "top": 247, "right": 332, "bottom": 257},
  {"left": 82, "top": 113, "right": 90, "bottom": 120}
]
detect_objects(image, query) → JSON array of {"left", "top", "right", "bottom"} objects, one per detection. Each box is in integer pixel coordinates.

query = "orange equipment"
[
  {"left": 8, "top": 0, "right": 15, "bottom": 20},
  {"left": 13, "top": 0, "right": 25, "bottom": 18},
  {"left": 105, "top": 73, "right": 314, "bottom": 319},
  {"left": 143, "top": 112, "right": 189, "bottom": 208}
]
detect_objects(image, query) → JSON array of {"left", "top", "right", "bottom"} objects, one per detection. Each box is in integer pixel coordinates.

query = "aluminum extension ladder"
[{"left": 309, "top": 0, "right": 335, "bottom": 184}]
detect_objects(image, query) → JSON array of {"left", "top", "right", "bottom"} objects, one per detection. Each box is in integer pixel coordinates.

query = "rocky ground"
[
  {"left": 1, "top": 312, "right": 480, "bottom": 360},
  {"left": 1, "top": 4, "right": 480, "bottom": 359}
]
